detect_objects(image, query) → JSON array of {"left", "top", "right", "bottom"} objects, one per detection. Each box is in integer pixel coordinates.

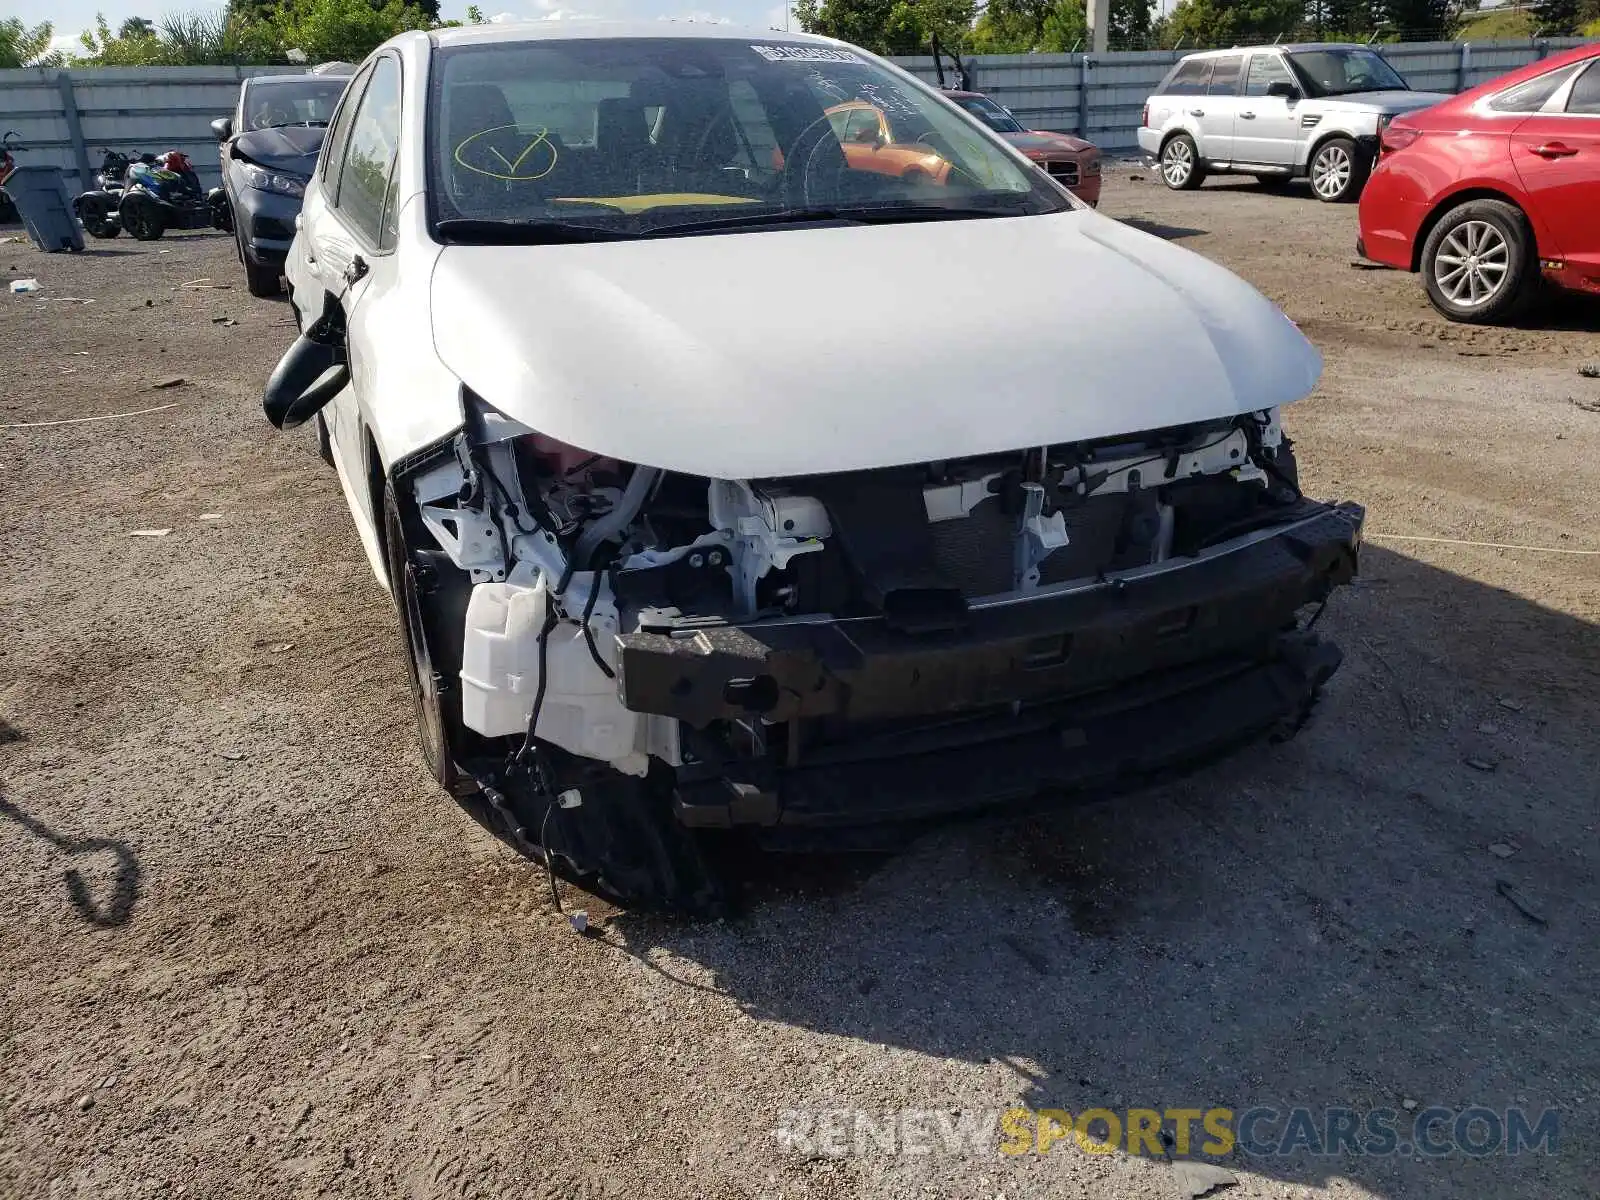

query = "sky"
[{"left": 22, "top": 0, "right": 801, "bottom": 56}]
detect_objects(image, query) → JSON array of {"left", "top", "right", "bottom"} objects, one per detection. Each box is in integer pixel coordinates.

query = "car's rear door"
[
  {"left": 1510, "top": 57, "right": 1600, "bottom": 279},
  {"left": 1196, "top": 54, "right": 1244, "bottom": 161}
]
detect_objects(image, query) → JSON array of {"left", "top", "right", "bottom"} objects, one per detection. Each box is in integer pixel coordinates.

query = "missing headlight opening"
[{"left": 389, "top": 390, "right": 1360, "bottom": 910}]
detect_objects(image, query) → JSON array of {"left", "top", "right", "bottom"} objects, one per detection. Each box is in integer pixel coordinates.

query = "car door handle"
[
  {"left": 1239, "top": 111, "right": 1257, "bottom": 119},
  {"left": 1528, "top": 142, "right": 1578, "bottom": 159},
  {"left": 1189, "top": 108, "right": 1205, "bottom": 117}
]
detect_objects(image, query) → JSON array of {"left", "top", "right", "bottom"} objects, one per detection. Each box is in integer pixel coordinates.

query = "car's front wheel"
[
  {"left": 1160, "top": 134, "right": 1204, "bottom": 190},
  {"left": 1420, "top": 199, "right": 1538, "bottom": 325},
  {"left": 383, "top": 480, "right": 468, "bottom": 794},
  {"left": 243, "top": 253, "right": 282, "bottom": 298},
  {"left": 237, "top": 227, "right": 283, "bottom": 297},
  {"left": 1308, "top": 137, "right": 1368, "bottom": 203}
]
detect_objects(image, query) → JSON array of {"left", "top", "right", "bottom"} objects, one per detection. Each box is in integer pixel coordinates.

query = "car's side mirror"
[
  {"left": 211, "top": 117, "right": 233, "bottom": 142},
  {"left": 263, "top": 334, "right": 348, "bottom": 429},
  {"left": 1266, "top": 81, "right": 1300, "bottom": 100}
]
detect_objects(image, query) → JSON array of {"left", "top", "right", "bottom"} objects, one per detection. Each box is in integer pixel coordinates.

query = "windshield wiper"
[
  {"left": 435, "top": 218, "right": 640, "bottom": 245},
  {"left": 643, "top": 198, "right": 1034, "bottom": 238}
]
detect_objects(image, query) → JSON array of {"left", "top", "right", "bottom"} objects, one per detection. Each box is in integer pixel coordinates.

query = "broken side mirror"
[
  {"left": 264, "top": 291, "right": 348, "bottom": 429},
  {"left": 263, "top": 336, "right": 348, "bottom": 429},
  {"left": 211, "top": 117, "right": 233, "bottom": 142}
]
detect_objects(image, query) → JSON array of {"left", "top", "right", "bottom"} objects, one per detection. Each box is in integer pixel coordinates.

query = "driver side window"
[
  {"left": 333, "top": 55, "right": 403, "bottom": 250},
  {"left": 321, "top": 63, "right": 373, "bottom": 184}
]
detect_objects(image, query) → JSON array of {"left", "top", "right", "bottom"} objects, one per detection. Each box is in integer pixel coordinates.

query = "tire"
[
  {"left": 1159, "top": 133, "right": 1204, "bottom": 191},
  {"left": 243, "top": 249, "right": 283, "bottom": 298},
  {"left": 382, "top": 480, "right": 468, "bottom": 794},
  {"left": 78, "top": 193, "right": 120, "bottom": 238},
  {"left": 1420, "top": 199, "right": 1538, "bottom": 326},
  {"left": 121, "top": 195, "right": 165, "bottom": 240},
  {"left": 379, "top": 479, "right": 722, "bottom": 910},
  {"left": 1308, "top": 137, "right": 1368, "bottom": 203},
  {"left": 314, "top": 412, "right": 334, "bottom": 467}
]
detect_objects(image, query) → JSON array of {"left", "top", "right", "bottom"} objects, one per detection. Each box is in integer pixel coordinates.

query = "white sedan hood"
[{"left": 429, "top": 210, "right": 1320, "bottom": 479}]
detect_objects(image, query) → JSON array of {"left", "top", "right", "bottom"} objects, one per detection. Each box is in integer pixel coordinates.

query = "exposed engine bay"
[
  {"left": 419, "top": 399, "right": 1298, "bottom": 753},
  {"left": 385, "top": 391, "right": 1360, "bottom": 908}
]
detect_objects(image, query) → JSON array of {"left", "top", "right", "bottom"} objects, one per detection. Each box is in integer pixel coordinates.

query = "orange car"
[{"left": 823, "top": 102, "right": 953, "bottom": 185}]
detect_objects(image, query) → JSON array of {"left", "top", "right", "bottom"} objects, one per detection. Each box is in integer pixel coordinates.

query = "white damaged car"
[{"left": 265, "top": 21, "right": 1364, "bottom": 908}]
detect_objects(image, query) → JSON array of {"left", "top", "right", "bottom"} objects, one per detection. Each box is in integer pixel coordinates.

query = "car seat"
[
  {"left": 596, "top": 97, "right": 658, "bottom": 193},
  {"left": 444, "top": 82, "right": 565, "bottom": 214}
]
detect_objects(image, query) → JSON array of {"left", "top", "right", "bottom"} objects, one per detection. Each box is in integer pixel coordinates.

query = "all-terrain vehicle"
[{"left": 76, "top": 150, "right": 213, "bottom": 240}]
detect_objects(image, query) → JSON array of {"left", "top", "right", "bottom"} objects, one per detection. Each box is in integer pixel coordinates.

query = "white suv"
[{"left": 1137, "top": 44, "right": 1449, "bottom": 202}]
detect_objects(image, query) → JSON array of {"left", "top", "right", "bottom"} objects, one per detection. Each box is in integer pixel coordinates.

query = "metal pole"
[
  {"left": 55, "top": 72, "right": 91, "bottom": 193},
  {"left": 1078, "top": 55, "right": 1091, "bottom": 139},
  {"left": 1087, "top": 0, "right": 1110, "bottom": 54}
]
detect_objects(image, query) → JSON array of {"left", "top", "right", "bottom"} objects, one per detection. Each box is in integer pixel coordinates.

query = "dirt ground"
[{"left": 2, "top": 174, "right": 1597, "bottom": 1200}]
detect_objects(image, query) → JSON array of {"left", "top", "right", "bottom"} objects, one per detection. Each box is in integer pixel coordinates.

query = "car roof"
[
  {"left": 426, "top": 19, "right": 846, "bottom": 50},
  {"left": 1176, "top": 43, "right": 1367, "bottom": 60},
  {"left": 244, "top": 73, "right": 350, "bottom": 86}
]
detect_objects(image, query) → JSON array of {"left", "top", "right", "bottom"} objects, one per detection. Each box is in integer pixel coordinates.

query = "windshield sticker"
[{"left": 751, "top": 44, "right": 865, "bottom": 64}]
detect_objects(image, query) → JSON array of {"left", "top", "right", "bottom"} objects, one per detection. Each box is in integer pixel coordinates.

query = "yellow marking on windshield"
[
  {"left": 454, "top": 125, "right": 558, "bottom": 181},
  {"left": 549, "top": 194, "right": 761, "bottom": 214}
]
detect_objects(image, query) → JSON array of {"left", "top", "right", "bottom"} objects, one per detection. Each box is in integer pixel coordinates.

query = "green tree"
[
  {"left": 270, "top": 0, "right": 433, "bottom": 63},
  {"left": 1305, "top": 0, "right": 1380, "bottom": 38},
  {"left": 968, "top": 0, "right": 1152, "bottom": 51},
  {"left": 793, "top": 0, "right": 978, "bottom": 55},
  {"left": 75, "top": 10, "right": 277, "bottom": 65},
  {"left": 1375, "top": 0, "right": 1453, "bottom": 38},
  {"left": 1532, "top": 0, "right": 1600, "bottom": 34},
  {"left": 1164, "top": 0, "right": 1304, "bottom": 47},
  {"left": 0, "top": 17, "right": 63, "bottom": 67},
  {"left": 77, "top": 14, "right": 166, "bottom": 63}
]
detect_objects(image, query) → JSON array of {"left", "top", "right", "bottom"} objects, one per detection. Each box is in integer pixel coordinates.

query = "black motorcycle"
[
  {"left": 76, "top": 150, "right": 212, "bottom": 241},
  {"left": 73, "top": 148, "right": 131, "bottom": 237}
]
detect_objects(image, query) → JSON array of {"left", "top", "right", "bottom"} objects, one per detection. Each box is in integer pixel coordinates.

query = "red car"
[
  {"left": 944, "top": 89, "right": 1103, "bottom": 207},
  {"left": 1358, "top": 42, "right": 1600, "bottom": 323}
]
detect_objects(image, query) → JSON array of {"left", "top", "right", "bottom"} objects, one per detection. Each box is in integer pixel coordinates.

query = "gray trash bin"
[{"left": 6, "top": 166, "right": 85, "bottom": 253}]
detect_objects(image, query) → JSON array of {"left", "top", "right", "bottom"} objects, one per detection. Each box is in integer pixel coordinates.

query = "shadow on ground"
[
  {"left": 612, "top": 545, "right": 1598, "bottom": 1198},
  {"left": 1119, "top": 215, "right": 1208, "bottom": 240},
  {"left": 0, "top": 790, "right": 143, "bottom": 927}
]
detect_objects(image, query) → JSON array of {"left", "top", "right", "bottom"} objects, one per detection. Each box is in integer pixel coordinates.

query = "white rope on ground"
[
  {"left": 0, "top": 402, "right": 180, "bottom": 430},
  {"left": 1367, "top": 532, "right": 1600, "bottom": 557}
]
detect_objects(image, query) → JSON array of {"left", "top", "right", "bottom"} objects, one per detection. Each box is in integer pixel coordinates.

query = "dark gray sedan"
[{"left": 212, "top": 72, "right": 354, "bottom": 296}]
